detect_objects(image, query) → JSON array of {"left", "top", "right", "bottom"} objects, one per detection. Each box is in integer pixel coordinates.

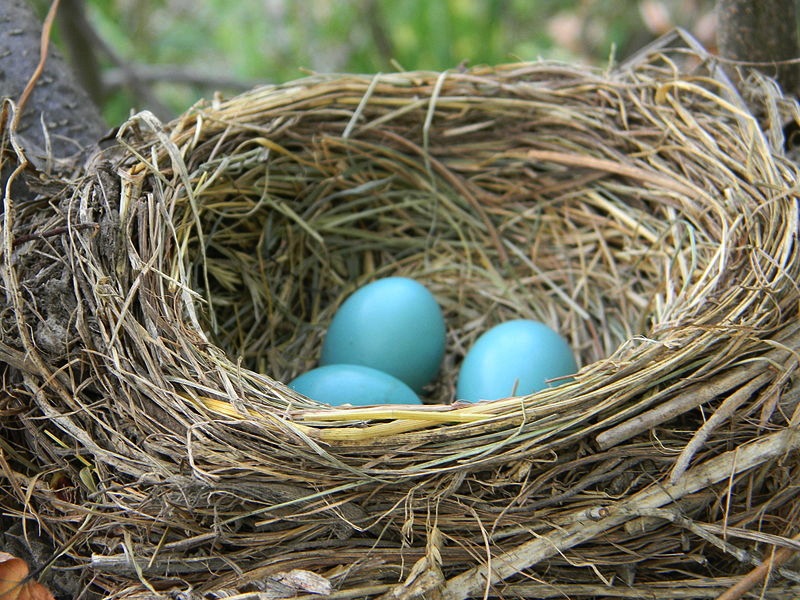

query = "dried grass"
[{"left": 1, "top": 30, "right": 800, "bottom": 599}]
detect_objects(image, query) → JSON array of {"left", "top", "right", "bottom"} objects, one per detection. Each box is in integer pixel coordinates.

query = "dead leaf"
[
  {"left": 0, "top": 552, "right": 29, "bottom": 600},
  {"left": 0, "top": 552, "right": 54, "bottom": 600},
  {"left": 15, "top": 581, "right": 54, "bottom": 600}
]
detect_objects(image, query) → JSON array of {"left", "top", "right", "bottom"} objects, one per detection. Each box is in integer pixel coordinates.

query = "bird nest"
[{"left": 2, "top": 31, "right": 800, "bottom": 600}]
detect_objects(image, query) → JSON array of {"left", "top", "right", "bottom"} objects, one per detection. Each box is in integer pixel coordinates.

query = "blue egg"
[
  {"left": 289, "top": 364, "right": 421, "bottom": 406},
  {"left": 456, "top": 319, "right": 578, "bottom": 402},
  {"left": 320, "top": 277, "right": 446, "bottom": 392}
]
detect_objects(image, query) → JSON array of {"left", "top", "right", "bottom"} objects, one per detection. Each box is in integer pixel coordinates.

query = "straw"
[{"left": 1, "top": 30, "right": 799, "bottom": 599}]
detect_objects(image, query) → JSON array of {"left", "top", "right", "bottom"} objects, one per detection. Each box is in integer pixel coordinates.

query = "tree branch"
[
  {"left": 55, "top": 0, "right": 105, "bottom": 107},
  {"left": 0, "top": 0, "right": 105, "bottom": 160},
  {"left": 103, "top": 63, "right": 260, "bottom": 93},
  {"left": 716, "top": 0, "right": 800, "bottom": 96},
  {"left": 54, "top": 0, "right": 175, "bottom": 121}
]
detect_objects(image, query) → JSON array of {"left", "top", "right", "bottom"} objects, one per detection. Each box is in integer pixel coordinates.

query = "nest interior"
[{"left": 2, "top": 33, "right": 800, "bottom": 599}]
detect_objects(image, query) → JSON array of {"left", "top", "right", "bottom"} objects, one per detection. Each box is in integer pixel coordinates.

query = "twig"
[
  {"left": 596, "top": 364, "right": 760, "bottom": 450},
  {"left": 12, "top": 223, "right": 99, "bottom": 248},
  {"left": 670, "top": 370, "right": 773, "bottom": 482},
  {"left": 503, "top": 580, "right": 747, "bottom": 599},
  {"left": 597, "top": 325, "right": 800, "bottom": 450},
  {"left": 716, "top": 532, "right": 800, "bottom": 600},
  {"left": 440, "top": 428, "right": 800, "bottom": 600},
  {"left": 631, "top": 508, "right": 754, "bottom": 564}
]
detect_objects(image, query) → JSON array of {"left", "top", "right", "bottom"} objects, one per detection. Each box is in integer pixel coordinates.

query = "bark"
[
  {"left": 0, "top": 0, "right": 106, "bottom": 161},
  {"left": 0, "top": 1, "right": 105, "bottom": 576},
  {"left": 716, "top": 0, "right": 800, "bottom": 96}
]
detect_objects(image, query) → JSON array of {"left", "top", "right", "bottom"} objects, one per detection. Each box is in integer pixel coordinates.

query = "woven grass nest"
[{"left": 2, "top": 32, "right": 800, "bottom": 600}]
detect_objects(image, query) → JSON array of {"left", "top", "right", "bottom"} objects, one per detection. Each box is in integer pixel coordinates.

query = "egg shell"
[
  {"left": 288, "top": 364, "right": 421, "bottom": 406},
  {"left": 320, "top": 277, "right": 446, "bottom": 392},
  {"left": 456, "top": 319, "right": 578, "bottom": 402}
]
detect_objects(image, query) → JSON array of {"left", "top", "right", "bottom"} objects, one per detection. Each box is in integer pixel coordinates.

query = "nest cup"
[{"left": 2, "top": 32, "right": 800, "bottom": 599}]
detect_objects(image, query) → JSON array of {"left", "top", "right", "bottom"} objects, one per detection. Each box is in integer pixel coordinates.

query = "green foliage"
[{"left": 51, "top": 0, "right": 715, "bottom": 125}]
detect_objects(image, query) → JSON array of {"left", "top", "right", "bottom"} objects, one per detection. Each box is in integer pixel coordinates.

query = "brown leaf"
[
  {"left": 0, "top": 552, "right": 30, "bottom": 600},
  {"left": 0, "top": 553, "right": 55, "bottom": 600},
  {"left": 15, "top": 582, "right": 54, "bottom": 600}
]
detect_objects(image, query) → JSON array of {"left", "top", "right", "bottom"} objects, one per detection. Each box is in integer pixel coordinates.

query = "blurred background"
[{"left": 33, "top": 0, "right": 717, "bottom": 126}]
